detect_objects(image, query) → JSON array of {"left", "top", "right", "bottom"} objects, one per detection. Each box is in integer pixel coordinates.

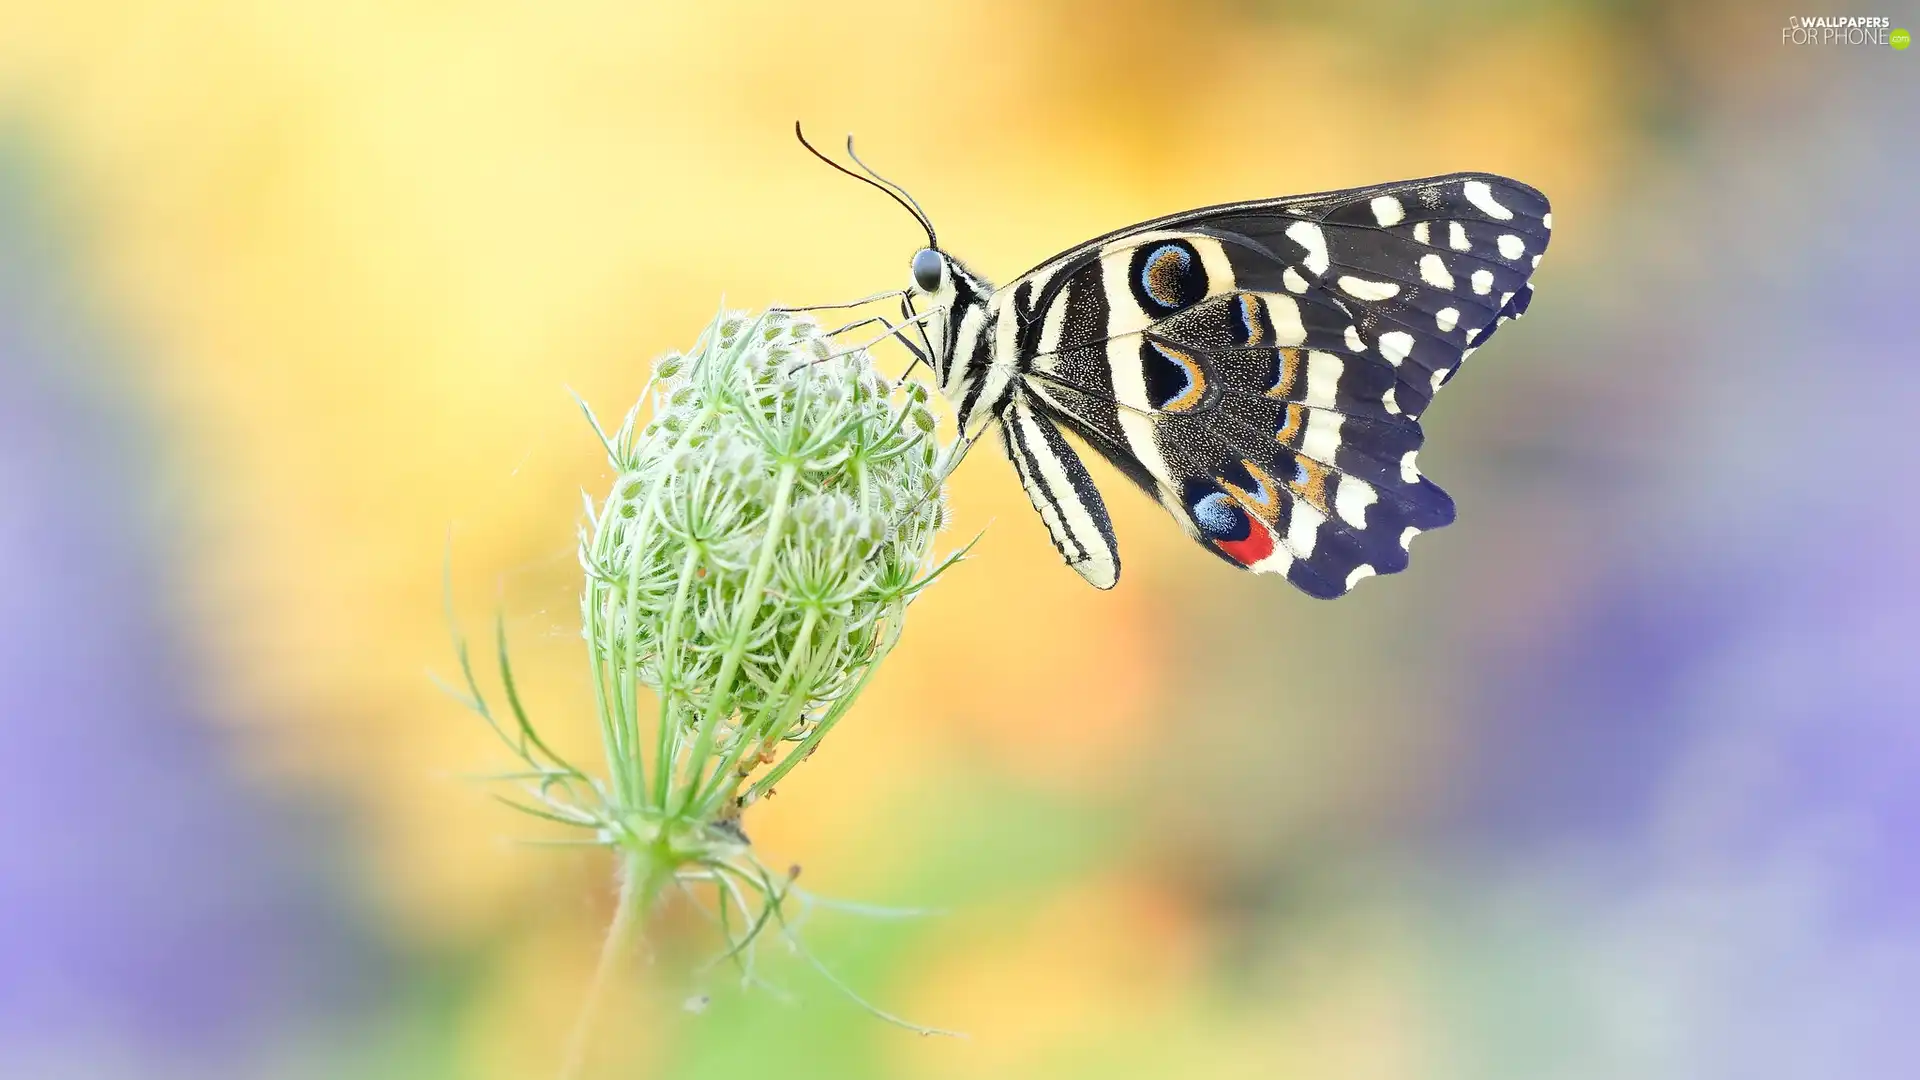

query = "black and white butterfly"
[{"left": 797, "top": 128, "right": 1550, "bottom": 599}]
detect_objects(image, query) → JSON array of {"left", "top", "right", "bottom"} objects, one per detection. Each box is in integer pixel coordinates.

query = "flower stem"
[{"left": 557, "top": 851, "right": 672, "bottom": 1080}]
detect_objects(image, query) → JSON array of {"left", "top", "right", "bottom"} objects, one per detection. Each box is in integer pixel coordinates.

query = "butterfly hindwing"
[{"left": 1010, "top": 172, "right": 1549, "bottom": 598}]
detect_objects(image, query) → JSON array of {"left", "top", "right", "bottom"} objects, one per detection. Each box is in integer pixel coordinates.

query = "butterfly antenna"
[
  {"left": 793, "top": 122, "right": 938, "bottom": 250},
  {"left": 843, "top": 135, "right": 937, "bottom": 250}
]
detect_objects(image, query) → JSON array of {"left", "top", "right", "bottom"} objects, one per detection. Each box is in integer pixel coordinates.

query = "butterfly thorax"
[{"left": 921, "top": 256, "right": 1023, "bottom": 443}]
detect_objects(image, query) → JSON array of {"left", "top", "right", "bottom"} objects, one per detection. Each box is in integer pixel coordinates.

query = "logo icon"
[{"left": 1894, "top": 27, "right": 1912, "bottom": 49}]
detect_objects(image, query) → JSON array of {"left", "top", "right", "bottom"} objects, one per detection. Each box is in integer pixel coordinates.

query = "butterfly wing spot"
[
  {"left": 1399, "top": 526, "right": 1420, "bottom": 550},
  {"left": 1399, "top": 450, "right": 1420, "bottom": 483},
  {"left": 1448, "top": 221, "right": 1471, "bottom": 251},
  {"left": 1369, "top": 196, "right": 1405, "bottom": 226},
  {"left": 1290, "top": 456, "right": 1335, "bottom": 516},
  {"left": 1285, "top": 221, "right": 1330, "bottom": 275},
  {"left": 1232, "top": 293, "right": 1274, "bottom": 346},
  {"left": 1276, "top": 402, "right": 1306, "bottom": 445},
  {"left": 1333, "top": 474, "right": 1378, "bottom": 529},
  {"left": 1471, "top": 269, "right": 1494, "bottom": 295},
  {"left": 1132, "top": 241, "right": 1209, "bottom": 316},
  {"left": 1382, "top": 386, "right": 1401, "bottom": 414},
  {"left": 1378, "top": 331, "right": 1414, "bottom": 367},
  {"left": 1344, "top": 563, "right": 1377, "bottom": 591},
  {"left": 1435, "top": 307, "right": 1460, "bottom": 332},
  {"left": 1429, "top": 367, "right": 1450, "bottom": 392},
  {"left": 1497, "top": 234, "right": 1527, "bottom": 260},
  {"left": 1281, "top": 266, "right": 1310, "bottom": 294},
  {"left": 1186, "top": 480, "right": 1277, "bottom": 567},
  {"left": 1463, "top": 180, "right": 1514, "bottom": 220},
  {"left": 1542, "top": 212, "right": 1553, "bottom": 229},
  {"left": 1337, "top": 276, "right": 1401, "bottom": 301},
  {"left": 1418, "top": 254, "right": 1454, "bottom": 290},
  {"left": 1140, "top": 338, "right": 1214, "bottom": 413},
  {"left": 1220, "top": 457, "right": 1285, "bottom": 517},
  {"left": 1302, "top": 350, "right": 1343, "bottom": 407},
  {"left": 1412, "top": 221, "right": 1432, "bottom": 245},
  {"left": 1344, "top": 325, "right": 1365, "bottom": 352}
]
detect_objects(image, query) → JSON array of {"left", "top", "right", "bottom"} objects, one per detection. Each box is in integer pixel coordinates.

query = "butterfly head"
[
  {"left": 907, "top": 246, "right": 995, "bottom": 398},
  {"left": 790, "top": 125, "right": 995, "bottom": 408},
  {"left": 909, "top": 246, "right": 987, "bottom": 310}
]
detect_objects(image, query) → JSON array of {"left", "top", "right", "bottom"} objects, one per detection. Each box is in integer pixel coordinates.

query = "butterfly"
[{"left": 794, "top": 126, "right": 1550, "bottom": 598}]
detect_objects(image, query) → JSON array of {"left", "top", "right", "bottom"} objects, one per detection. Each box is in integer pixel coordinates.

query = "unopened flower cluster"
[{"left": 577, "top": 308, "right": 951, "bottom": 842}]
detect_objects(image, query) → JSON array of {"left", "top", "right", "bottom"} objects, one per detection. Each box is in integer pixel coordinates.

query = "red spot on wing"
[{"left": 1214, "top": 519, "right": 1275, "bottom": 566}]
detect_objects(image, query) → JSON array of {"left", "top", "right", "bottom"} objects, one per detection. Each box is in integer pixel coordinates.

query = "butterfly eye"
[{"left": 911, "top": 248, "right": 944, "bottom": 292}]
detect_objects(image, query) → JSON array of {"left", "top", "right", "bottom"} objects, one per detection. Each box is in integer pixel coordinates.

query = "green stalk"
[{"left": 555, "top": 850, "right": 673, "bottom": 1080}]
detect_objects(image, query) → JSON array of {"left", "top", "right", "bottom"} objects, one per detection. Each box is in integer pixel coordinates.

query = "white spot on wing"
[
  {"left": 1378, "top": 331, "right": 1414, "bottom": 367},
  {"left": 1542, "top": 212, "right": 1553, "bottom": 230},
  {"left": 1303, "top": 351, "right": 1342, "bottom": 407},
  {"left": 1334, "top": 477, "right": 1377, "bottom": 529},
  {"left": 1301, "top": 408, "right": 1344, "bottom": 465},
  {"left": 1399, "top": 526, "right": 1420, "bottom": 551},
  {"left": 1282, "top": 266, "right": 1309, "bottom": 294},
  {"left": 1497, "top": 234, "right": 1526, "bottom": 260},
  {"left": 1265, "top": 294, "right": 1307, "bottom": 346},
  {"left": 1463, "top": 180, "right": 1514, "bottom": 220},
  {"left": 1344, "top": 325, "right": 1365, "bottom": 353},
  {"left": 1435, "top": 307, "right": 1459, "bottom": 332},
  {"left": 1399, "top": 450, "right": 1420, "bottom": 484},
  {"left": 1532, "top": 254, "right": 1541, "bottom": 268},
  {"left": 1285, "top": 502, "right": 1325, "bottom": 558},
  {"left": 1471, "top": 269, "right": 1494, "bottom": 295},
  {"left": 1418, "top": 254, "right": 1453, "bottom": 290},
  {"left": 1448, "top": 221, "right": 1471, "bottom": 251},
  {"left": 1246, "top": 541, "right": 1293, "bottom": 577},
  {"left": 1337, "top": 276, "right": 1400, "bottom": 301},
  {"left": 1285, "top": 221, "right": 1329, "bottom": 276},
  {"left": 1344, "top": 564, "right": 1376, "bottom": 591},
  {"left": 1382, "top": 386, "right": 1400, "bottom": 414},
  {"left": 1430, "top": 367, "right": 1450, "bottom": 392},
  {"left": 1369, "top": 196, "right": 1405, "bottom": 227},
  {"left": 1413, "top": 221, "right": 1431, "bottom": 245}
]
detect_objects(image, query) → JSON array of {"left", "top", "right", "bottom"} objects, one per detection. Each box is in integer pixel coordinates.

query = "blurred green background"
[{"left": 3, "top": 2, "right": 1917, "bottom": 1078}]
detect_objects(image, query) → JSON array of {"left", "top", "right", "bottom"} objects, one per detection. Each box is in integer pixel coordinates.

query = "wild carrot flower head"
[
  {"left": 581, "top": 307, "right": 953, "bottom": 825},
  {"left": 449, "top": 306, "right": 965, "bottom": 1040}
]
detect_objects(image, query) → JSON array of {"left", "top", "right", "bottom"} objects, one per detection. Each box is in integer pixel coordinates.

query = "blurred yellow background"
[{"left": 4, "top": 2, "right": 1916, "bottom": 1079}]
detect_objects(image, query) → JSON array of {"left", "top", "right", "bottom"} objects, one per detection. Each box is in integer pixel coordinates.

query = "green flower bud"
[{"left": 458, "top": 304, "right": 972, "bottom": 1047}]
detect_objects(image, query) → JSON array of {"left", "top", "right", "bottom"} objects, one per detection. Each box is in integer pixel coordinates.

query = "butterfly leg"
[
  {"left": 817, "top": 308, "right": 937, "bottom": 364},
  {"left": 897, "top": 294, "right": 936, "bottom": 385}
]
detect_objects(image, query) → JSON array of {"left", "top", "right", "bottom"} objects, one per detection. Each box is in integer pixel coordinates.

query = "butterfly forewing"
[{"left": 995, "top": 172, "right": 1550, "bottom": 598}]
